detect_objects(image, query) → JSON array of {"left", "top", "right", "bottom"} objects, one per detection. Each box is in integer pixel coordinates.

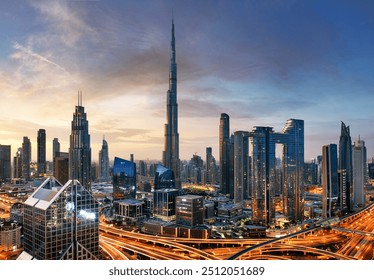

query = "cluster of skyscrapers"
[{"left": 0, "top": 19, "right": 373, "bottom": 260}]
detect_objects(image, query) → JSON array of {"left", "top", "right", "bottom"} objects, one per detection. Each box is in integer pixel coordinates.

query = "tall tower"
[
  {"left": 162, "top": 18, "right": 180, "bottom": 188},
  {"left": 322, "top": 144, "right": 338, "bottom": 218},
  {"left": 233, "top": 131, "right": 250, "bottom": 204},
  {"left": 338, "top": 122, "right": 353, "bottom": 212},
  {"left": 0, "top": 145, "right": 11, "bottom": 184},
  {"left": 219, "top": 113, "right": 232, "bottom": 196},
  {"left": 69, "top": 91, "right": 92, "bottom": 191},
  {"left": 37, "top": 129, "right": 46, "bottom": 176},
  {"left": 352, "top": 137, "right": 366, "bottom": 207},
  {"left": 99, "top": 136, "right": 109, "bottom": 183},
  {"left": 22, "top": 136, "right": 31, "bottom": 181}
]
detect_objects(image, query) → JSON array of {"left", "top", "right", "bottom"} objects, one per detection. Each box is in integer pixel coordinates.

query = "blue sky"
[{"left": 0, "top": 0, "right": 374, "bottom": 162}]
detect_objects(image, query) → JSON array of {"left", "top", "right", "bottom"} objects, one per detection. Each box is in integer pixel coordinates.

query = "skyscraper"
[
  {"left": 322, "top": 144, "right": 338, "bottom": 218},
  {"left": 0, "top": 145, "right": 11, "bottom": 184},
  {"left": 112, "top": 157, "right": 136, "bottom": 200},
  {"left": 13, "top": 148, "right": 22, "bottom": 179},
  {"left": 20, "top": 177, "right": 99, "bottom": 260},
  {"left": 53, "top": 138, "right": 60, "bottom": 159},
  {"left": 219, "top": 113, "right": 233, "bottom": 197},
  {"left": 37, "top": 129, "right": 46, "bottom": 176},
  {"left": 352, "top": 138, "right": 366, "bottom": 207},
  {"left": 338, "top": 121, "right": 353, "bottom": 212},
  {"left": 205, "top": 147, "right": 217, "bottom": 185},
  {"left": 69, "top": 91, "right": 91, "bottom": 191},
  {"left": 233, "top": 131, "right": 250, "bottom": 204},
  {"left": 99, "top": 137, "right": 109, "bottom": 183},
  {"left": 22, "top": 136, "right": 31, "bottom": 181},
  {"left": 162, "top": 19, "right": 180, "bottom": 188},
  {"left": 250, "top": 119, "right": 304, "bottom": 224}
]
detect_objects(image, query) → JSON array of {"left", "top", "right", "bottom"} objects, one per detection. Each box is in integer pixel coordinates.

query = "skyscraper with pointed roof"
[
  {"left": 339, "top": 121, "right": 353, "bottom": 212},
  {"left": 162, "top": 18, "right": 180, "bottom": 188},
  {"left": 69, "top": 91, "right": 92, "bottom": 191}
]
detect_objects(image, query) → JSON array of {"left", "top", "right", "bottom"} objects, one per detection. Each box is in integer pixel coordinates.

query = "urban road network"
[
  {"left": 1, "top": 195, "right": 373, "bottom": 260},
  {"left": 99, "top": 203, "right": 374, "bottom": 260}
]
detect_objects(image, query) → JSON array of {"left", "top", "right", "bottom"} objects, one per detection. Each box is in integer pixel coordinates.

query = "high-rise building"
[
  {"left": 69, "top": 91, "right": 91, "bottom": 191},
  {"left": 352, "top": 138, "right": 366, "bottom": 207},
  {"left": 338, "top": 121, "right": 353, "bottom": 212},
  {"left": 251, "top": 127, "right": 276, "bottom": 224},
  {"left": 176, "top": 195, "right": 204, "bottom": 226},
  {"left": 112, "top": 157, "right": 136, "bottom": 200},
  {"left": 206, "top": 147, "right": 214, "bottom": 185},
  {"left": 22, "top": 136, "right": 31, "bottom": 180},
  {"left": 37, "top": 129, "right": 46, "bottom": 176},
  {"left": 54, "top": 152, "right": 69, "bottom": 185},
  {"left": 322, "top": 144, "right": 338, "bottom": 218},
  {"left": 99, "top": 137, "right": 109, "bottom": 183},
  {"left": 53, "top": 138, "right": 60, "bottom": 159},
  {"left": 13, "top": 148, "right": 22, "bottom": 179},
  {"left": 250, "top": 119, "right": 304, "bottom": 224},
  {"left": 233, "top": 131, "right": 250, "bottom": 204},
  {"left": 368, "top": 158, "right": 374, "bottom": 180},
  {"left": 20, "top": 177, "right": 99, "bottom": 260},
  {"left": 0, "top": 145, "right": 11, "bottom": 184},
  {"left": 162, "top": 19, "right": 180, "bottom": 188},
  {"left": 154, "top": 163, "right": 175, "bottom": 190},
  {"left": 153, "top": 188, "right": 179, "bottom": 222},
  {"left": 219, "top": 113, "right": 234, "bottom": 197}
]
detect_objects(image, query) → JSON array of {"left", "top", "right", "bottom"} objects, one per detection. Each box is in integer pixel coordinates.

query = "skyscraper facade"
[
  {"left": 162, "top": 19, "right": 180, "bottom": 188},
  {"left": 13, "top": 148, "right": 22, "bottom": 179},
  {"left": 233, "top": 131, "right": 250, "bottom": 204},
  {"left": 99, "top": 137, "right": 109, "bottom": 183},
  {"left": 53, "top": 138, "right": 60, "bottom": 159},
  {"left": 112, "top": 157, "right": 136, "bottom": 200},
  {"left": 22, "top": 136, "right": 31, "bottom": 181},
  {"left": 250, "top": 119, "right": 304, "bottom": 224},
  {"left": 21, "top": 177, "right": 99, "bottom": 260},
  {"left": 0, "top": 145, "right": 11, "bottom": 184},
  {"left": 37, "top": 129, "right": 46, "bottom": 176},
  {"left": 352, "top": 138, "right": 366, "bottom": 207},
  {"left": 219, "top": 113, "right": 233, "bottom": 197},
  {"left": 69, "top": 92, "right": 91, "bottom": 191},
  {"left": 322, "top": 144, "right": 338, "bottom": 218},
  {"left": 338, "top": 121, "right": 353, "bottom": 212}
]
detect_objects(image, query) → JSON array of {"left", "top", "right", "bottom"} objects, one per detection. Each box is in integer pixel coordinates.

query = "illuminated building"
[
  {"left": 22, "top": 136, "right": 31, "bottom": 180},
  {"left": 153, "top": 188, "right": 179, "bottom": 221},
  {"left": 19, "top": 177, "right": 99, "bottom": 260},
  {"left": 339, "top": 122, "right": 353, "bottom": 211},
  {"left": 352, "top": 138, "right": 366, "bottom": 207},
  {"left": 113, "top": 199, "right": 145, "bottom": 223},
  {"left": 162, "top": 19, "right": 180, "bottom": 188},
  {"left": 112, "top": 157, "right": 136, "bottom": 200},
  {"left": 322, "top": 144, "right": 338, "bottom": 218},
  {"left": 0, "top": 221, "right": 21, "bottom": 252},
  {"left": 0, "top": 144, "right": 11, "bottom": 184},
  {"left": 37, "top": 129, "right": 46, "bottom": 176},
  {"left": 69, "top": 91, "right": 92, "bottom": 191},
  {"left": 233, "top": 131, "right": 250, "bottom": 204},
  {"left": 154, "top": 163, "right": 175, "bottom": 190},
  {"left": 176, "top": 195, "right": 204, "bottom": 226},
  {"left": 99, "top": 137, "right": 110, "bottom": 183},
  {"left": 251, "top": 119, "right": 304, "bottom": 224}
]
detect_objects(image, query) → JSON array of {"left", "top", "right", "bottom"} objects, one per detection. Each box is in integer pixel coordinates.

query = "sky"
[{"left": 0, "top": 0, "right": 374, "bottom": 163}]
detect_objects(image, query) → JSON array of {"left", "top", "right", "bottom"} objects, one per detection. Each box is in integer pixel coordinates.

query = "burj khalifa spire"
[{"left": 162, "top": 18, "right": 180, "bottom": 188}]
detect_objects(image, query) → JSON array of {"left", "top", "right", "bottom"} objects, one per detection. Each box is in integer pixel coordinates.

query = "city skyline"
[{"left": 1, "top": 0, "right": 374, "bottom": 163}]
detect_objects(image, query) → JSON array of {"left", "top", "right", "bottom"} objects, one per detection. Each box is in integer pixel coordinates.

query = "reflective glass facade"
[
  {"left": 23, "top": 177, "right": 99, "bottom": 260},
  {"left": 250, "top": 119, "right": 304, "bottom": 224},
  {"left": 154, "top": 163, "right": 175, "bottom": 190},
  {"left": 113, "top": 157, "right": 136, "bottom": 200},
  {"left": 153, "top": 189, "right": 179, "bottom": 221}
]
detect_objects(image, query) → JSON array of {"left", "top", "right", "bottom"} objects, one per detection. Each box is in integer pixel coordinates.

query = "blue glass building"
[
  {"left": 154, "top": 163, "right": 175, "bottom": 190},
  {"left": 113, "top": 157, "right": 136, "bottom": 200}
]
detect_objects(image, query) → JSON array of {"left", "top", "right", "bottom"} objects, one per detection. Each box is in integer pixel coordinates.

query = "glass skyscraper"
[
  {"left": 233, "top": 131, "right": 250, "bottom": 204},
  {"left": 112, "top": 157, "right": 136, "bottom": 200},
  {"left": 69, "top": 91, "right": 91, "bottom": 191},
  {"left": 22, "top": 136, "right": 31, "bottom": 181},
  {"left": 0, "top": 145, "right": 11, "bottom": 184},
  {"left": 322, "top": 144, "right": 338, "bottom": 218},
  {"left": 99, "top": 137, "right": 110, "bottom": 183},
  {"left": 37, "top": 129, "right": 46, "bottom": 176},
  {"left": 339, "top": 122, "right": 353, "bottom": 212},
  {"left": 20, "top": 177, "right": 99, "bottom": 260},
  {"left": 154, "top": 163, "right": 175, "bottom": 190},
  {"left": 219, "top": 113, "right": 234, "bottom": 198},
  {"left": 250, "top": 119, "right": 304, "bottom": 224}
]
